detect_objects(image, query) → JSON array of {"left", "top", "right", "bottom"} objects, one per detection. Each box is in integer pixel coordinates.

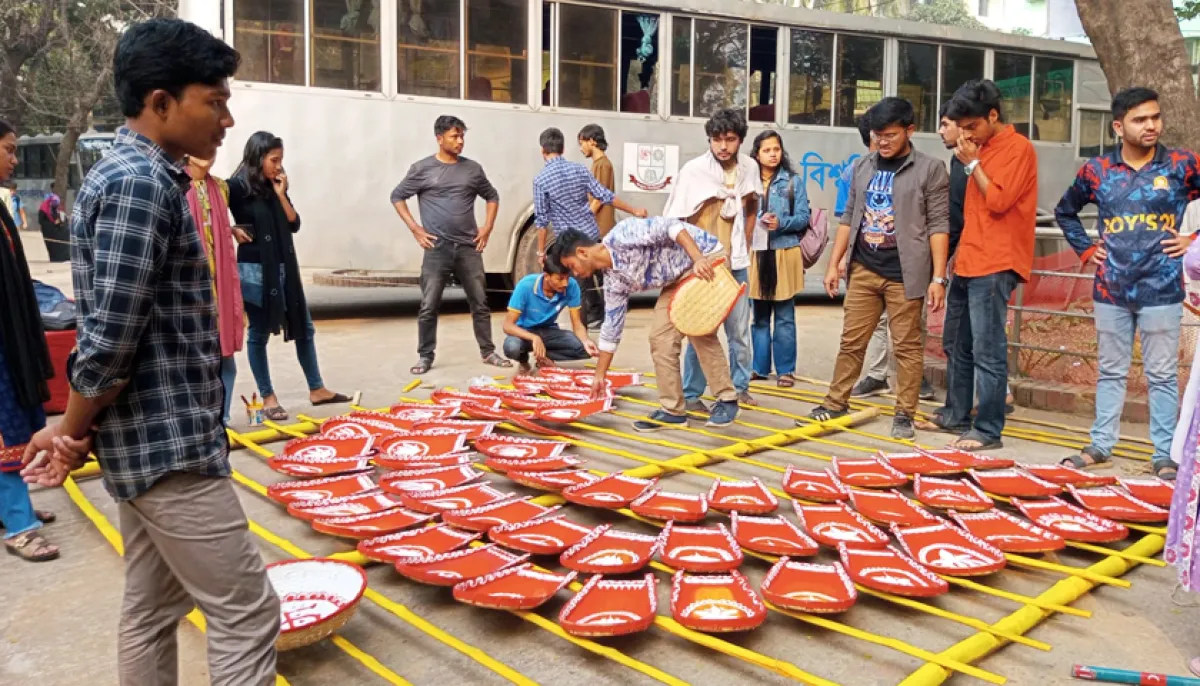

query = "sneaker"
[
  {"left": 799, "top": 406, "right": 850, "bottom": 425},
  {"left": 706, "top": 400, "right": 739, "bottom": 428},
  {"left": 850, "top": 376, "right": 890, "bottom": 398},
  {"left": 892, "top": 413, "right": 916, "bottom": 440},
  {"left": 633, "top": 410, "right": 688, "bottom": 433},
  {"left": 685, "top": 399, "right": 711, "bottom": 415},
  {"left": 919, "top": 380, "right": 936, "bottom": 400},
  {"left": 737, "top": 391, "right": 757, "bottom": 406}
]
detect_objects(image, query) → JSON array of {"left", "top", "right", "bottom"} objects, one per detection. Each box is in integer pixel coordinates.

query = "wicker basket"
[
  {"left": 668, "top": 259, "right": 746, "bottom": 337},
  {"left": 267, "top": 558, "right": 368, "bottom": 652}
]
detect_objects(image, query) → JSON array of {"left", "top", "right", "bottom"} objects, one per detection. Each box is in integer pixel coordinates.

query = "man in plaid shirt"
[{"left": 21, "top": 19, "right": 279, "bottom": 686}]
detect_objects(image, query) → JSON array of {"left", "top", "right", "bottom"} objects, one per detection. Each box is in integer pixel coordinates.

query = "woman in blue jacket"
[{"left": 749, "top": 130, "right": 810, "bottom": 388}]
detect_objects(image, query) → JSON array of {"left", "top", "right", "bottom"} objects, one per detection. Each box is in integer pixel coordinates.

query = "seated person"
[{"left": 502, "top": 260, "right": 598, "bottom": 373}]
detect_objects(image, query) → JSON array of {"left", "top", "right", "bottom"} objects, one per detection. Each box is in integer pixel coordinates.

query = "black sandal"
[
  {"left": 312, "top": 393, "right": 351, "bottom": 407},
  {"left": 950, "top": 430, "right": 1004, "bottom": 452},
  {"left": 482, "top": 353, "right": 513, "bottom": 368},
  {"left": 1153, "top": 459, "right": 1179, "bottom": 481},
  {"left": 1060, "top": 446, "right": 1110, "bottom": 471},
  {"left": 410, "top": 358, "right": 433, "bottom": 375}
]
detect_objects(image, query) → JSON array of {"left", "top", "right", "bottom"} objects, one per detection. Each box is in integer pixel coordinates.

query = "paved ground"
[{"left": 3, "top": 240, "right": 1198, "bottom": 686}]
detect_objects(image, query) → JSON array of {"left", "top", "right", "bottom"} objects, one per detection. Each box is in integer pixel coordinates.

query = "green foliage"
[
  {"left": 906, "top": 0, "right": 990, "bottom": 31},
  {"left": 1011, "top": 27, "right": 1034, "bottom": 36},
  {"left": 1179, "top": 0, "right": 1200, "bottom": 20}
]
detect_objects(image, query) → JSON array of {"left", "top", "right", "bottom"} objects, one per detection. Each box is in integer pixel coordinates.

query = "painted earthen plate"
[
  {"left": 383, "top": 403, "right": 461, "bottom": 428},
  {"left": 1067, "top": 485, "right": 1169, "bottom": 523},
  {"left": 729, "top": 512, "right": 819, "bottom": 557},
  {"left": 838, "top": 543, "right": 950, "bottom": 598},
  {"left": 412, "top": 419, "right": 498, "bottom": 440},
  {"left": 793, "top": 503, "right": 890, "bottom": 549},
  {"left": 356, "top": 524, "right": 482, "bottom": 563},
  {"left": 287, "top": 490, "right": 402, "bottom": 521},
  {"left": 559, "top": 573, "right": 658, "bottom": 637},
  {"left": 428, "top": 389, "right": 505, "bottom": 410},
  {"left": 268, "top": 558, "right": 367, "bottom": 647},
  {"left": 488, "top": 514, "right": 597, "bottom": 555},
  {"left": 1011, "top": 496, "right": 1129, "bottom": 543},
  {"left": 532, "top": 397, "right": 613, "bottom": 423},
  {"left": 397, "top": 483, "right": 515, "bottom": 514},
  {"left": 707, "top": 477, "right": 779, "bottom": 514},
  {"left": 374, "top": 433, "right": 470, "bottom": 462},
  {"left": 562, "top": 473, "right": 657, "bottom": 509},
  {"left": 891, "top": 522, "right": 1007, "bottom": 576},
  {"left": 831, "top": 457, "right": 908, "bottom": 489},
  {"left": 311, "top": 507, "right": 436, "bottom": 539},
  {"left": 880, "top": 450, "right": 965, "bottom": 476},
  {"left": 373, "top": 453, "right": 477, "bottom": 471},
  {"left": 968, "top": 468, "right": 1062, "bottom": 499},
  {"left": 947, "top": 509, "right": 1065, "bottom": 553},
  {"left": 267, "top": 472, "right": 377, "bottom": 505},
  {"left": 473, "top": 434, "right": 569, "bottom": 460},
  {"left": 559, "top": 525, "right": 664, "bottom": 574},
  {"left": 659, "top": 522, "right": 745, "bottom": 573},
  {"left": 760, "top": 559, "right": 858, "bottom": 614},
  {"left": 912, "top": 475, "right": 994, "bottom": 511},
  {"left": 920, "top": 448, "right": 1014, "bottom": 470},
  {"left": 453, "top": 563, "right": 578, "bottom": 610},
  {"left": 506, "top": 469, "right": 598, "bottom": 492},
  {"left": 278, "top": 434, "right": 376, "bottom": 462},
  {"left": 483, "top": 453, "right": 584, "bottom": 473},
  {"left": 670, "top": 570, "right": 766, "bottom": 633},
  {"left": 629, "top": 489, "right": 709, "bottom": 522},
  {"left": 847, "top": 489, "right": 940, "bottom": 527},
  {"left": 1118, "top": 477, "right": 1175, "bottom": 508},
  {"left": 441, "top": 498, "right": 561, "bottom": 532},
  {"left": 378, "top": 465, "right": 484, "bottom": 495},
  {"left": 782, "top": 465, "right": 850, "bottom": 503},
  {"left": 320, "top": 411, "right": 412, "bottom": 436},
  {"left": 394, "top": 544, "right": 529, "bottom": 586},
  {"left": 1021, "top": 463, "right": 1118, "bottom": 488}
]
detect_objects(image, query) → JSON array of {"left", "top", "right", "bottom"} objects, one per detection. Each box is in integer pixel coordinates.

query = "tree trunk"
[
  {"left": 1075, "top": 0, "right": 1200, "bottom": 152},
  {"left": 54, "top": 65, "right": 111, "bottom": 211},
  {"left": 0, "top": 47, "right": 33, "bottom": 127}
]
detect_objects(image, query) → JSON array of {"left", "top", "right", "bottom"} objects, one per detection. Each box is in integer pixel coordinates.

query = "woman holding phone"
[
  {"left": 229, "top": 132, "right": 348, "bottom": 421},
  {"left": 749, "top": 130, "right": 810, "bottom": 388}
]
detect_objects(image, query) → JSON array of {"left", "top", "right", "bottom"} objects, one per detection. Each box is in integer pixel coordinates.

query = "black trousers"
[
  {"left": 502, "top": 326, "right": 590, "bottom": 363},
  {"left": 417, "top": 241, "right": 495, "bottom": 360},
  {"left": 581, "top": 272, "right": 605, "bottom": 327}
]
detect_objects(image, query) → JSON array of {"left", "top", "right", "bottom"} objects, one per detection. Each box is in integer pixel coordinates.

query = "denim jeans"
[
  {"left": 684, "top": 268, "right": 752, "bottom": 398},
  {"left": 752, "top": 298, "right": 797, "bottom": 376},
  {"left": 0, "top": 469, "right": 41, "bottom": 539},
  {"left": 418, "top": 240, "right": 495, "bottom": 360},
  {"left": 941, "top": 270, "right": 1018, "bottom": 442},
  {"left": 1091, "top": 301, "right": 1181, "bottom": 463},
  {"left": 245, "top": 305, "right": 323, "bottom": 398},
  {"left": 220, "top": 356, "right": 237, "bottom": 424},
  {"left": 503, "top": 326, "right": 590, "bottom": 363}
]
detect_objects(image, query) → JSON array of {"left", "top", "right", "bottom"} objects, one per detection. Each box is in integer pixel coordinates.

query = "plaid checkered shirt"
[
  {"left": 70, "top": 127, "right": 229, "bottom": 501},
  {"left": 533, "top": 156, "right": 615, "bottom": 239}
]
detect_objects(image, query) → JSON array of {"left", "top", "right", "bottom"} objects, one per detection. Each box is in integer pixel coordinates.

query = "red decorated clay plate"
[
  {"left": 782, "top": 466, "right": 849, "bottom": 503},
  {"left": 570, "top": 371, "right": 642, "bottom": 389},
  {"left": 394, "top": 544, "right": 529, "bottom": 586},
  {"left": 442, "top": 498, "right": 561, "bottom": 532},
  {"left": 729, "top": 512, "right": 819, "bottom": 557},
  {"left": 707, "top": 478, "right": 779, "bottom": 514},
  {"left": 847, "top": 489, "right": 940, "bottom": 527},
  {"left": 760, "top": 559, "right": 858, "bottom": 614},
  {"left": 357, "top": 524, "right": 482, "bottom": 563},
  {"left": 1118, "top": 477, "right": 1175, "bottom": 508},
  {"left": 671, "top": 570, "right": 765, "bottom": 633},
  {"left": 374, "top": 432, "right": 470, "bottom": 462},
  {"left": 838, "top": 543, "right": 950, "bottom": 597},
  {"left": 921, "top": 448, "right": 1014, "bottom": 470},
  {"left": 968, "top": 468, "right": 1062, "bottom": 499},
  {"left": 312, "top": 507, "right": 437, "bottom": 539},
  {"left": 484, "top": 454, "right": 584, "bottom": 473},
  {"left": 453, "top": 563, "right": 578, "bottom": 610},
  {"left": 428, "top": 389, "right": 505, "bottom": 410},
  {"left": 317, "top": 420, "right": 379, "bottom": 441},
  {"left": 832, "top": 457, "right": 908, "bottom": 489},
  {"left": 506, "top": 469, "right": 598, "bottom": 492},
  {"left": 659, "top": 522, "right": 744, "bottom": 572},
  {"left": 267, "top": 472, "right": 377, "bottom": 505},
  {"left": 267, "top": 558, "right": 367, "bottom": 643},
  {"left": 397, "top": 483, "right": 515, "bottom": 514},
  {"left": 378, "top": 465, "right": 484, "bottom": 495},
  {"left": 320, "top": 411, "right": 413, "bottom": 436},
  {"left": 794, "top": 503, "right": 889, "bottom": 549},
  {"left": 373, "top": 453, "right": 477, "bottom": 470},
  {"left": 559, "top": 573, "right": 657, "bottom": 637},
  {"left": 1011, "top": 496, "right": 1129, "bottom": 543},
  {"left": 543, "top": 385, "right": 595, "bottom": 401},
  {"left": 891, "top": 522, "right": 1006, "bottom": 576},
  {"left": 384, "top": 403, "right": 461, "bottom": 428},
  {"left": 489, "top": 514, "right": 597, "bottom": 555},
  {"left": 1067, "top": 485, "right": 1169, "bottom": 523},
  {"left": 412, "top": 419, "right": 498, "bottom": 440},
  {"left": 532, "top": 397, "right": 613, "bottom": 423},
  {"left": 1021, "top": 463, "right": 1118, "bottom": 488},
  {"left": 630, "top": 489, "right": 709, "bottom": 522},
  {"left": 559, "top": 524, "right": 664, "bottom": 574},
  {"left": 474, "top": 435, "right": 568, "bottom": 460},
  {"left": 268, "top": 444, "right": 374, "bottom": 478},
  {"left": 278, "top": 434, "right": 376, "bottom": 462},
  {"left": 287, "top": 491, "right": 403, "bottom": 521},
  {"left": 880, "top": 450, "right": 964, "bottom": 476},
  {"left": 912, "top": 475, "right": 994, "bottom": 512},
  {"left": 562, "top": 473, "right": 657, "bottom": 509},
  {"left": 947, "top": 509, "right": 1064, "bottom": 553}
]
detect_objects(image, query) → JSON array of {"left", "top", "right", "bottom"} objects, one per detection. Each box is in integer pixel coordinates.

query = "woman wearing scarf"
[
  {"left": 0, "top": 120, "right": 59, "bottom": 562},
  {"left": 229, "top": 132, "right": 347, "bottom": 421},
  {"left": 185, "top": 155, "right": 247, "bottom": 423},
  {"left": 748, "top": 130, "right": 810, "bottom": 389}
]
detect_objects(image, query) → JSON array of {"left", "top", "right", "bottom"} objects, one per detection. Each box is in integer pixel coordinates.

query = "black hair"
[
  {"left": 868, "top": 97, "right": 915, "bottom": 131},
  {"left": 856, "top": 113, "right": 872, "bottom": 148},
  {"left": 577, "top": 124, "right": 608, "bottom": 151},
  {"left": 938, "top": 100, "right": 952, "bottom": 122},
  {"left": 704, "top": 108, "right": 748, "bottom": 142},
  {"left": 113, "top": 18, "right": 240, "bottom": 118},
  {"left": 434, "top": 115, "right": 467, "bottom": 137},
  {"left": 539, "top": 127, "right": 565, "bottom": 155},
  {"left": 50, "top": 181, "right": 56, "bottom": 191},
  {"left": 750, "top": 130, "right": 794, "bottom": 179},
  {"left": 0, "top": 120, "right": 13, "bottom": 140},
  {"left": 232, "top": 131, "right": 284, "bottom": 197},
  {"left": 944, "top": 79, "right": 1004, "bottom": 122},
  {"left": 543, "top": 256, "right": 571, "bottom": 275},
  {"left": 1111, "top": 87, "right": 1159, "bottom": 121},
  {"left": 545, "top": 229, "right": 598, "bottom": 273}
]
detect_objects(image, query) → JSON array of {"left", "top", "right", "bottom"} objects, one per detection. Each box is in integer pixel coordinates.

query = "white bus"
[{"left": 180, "top": 0, "right": 1107, "bottom": 292}]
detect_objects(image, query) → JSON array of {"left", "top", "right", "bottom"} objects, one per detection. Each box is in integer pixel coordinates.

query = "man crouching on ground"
[
  {"left": 546, "top": 217, "right": 740, "bottom": 430},
  {"left": 502, "top": 258, "right": 598, "bottom": 373}
]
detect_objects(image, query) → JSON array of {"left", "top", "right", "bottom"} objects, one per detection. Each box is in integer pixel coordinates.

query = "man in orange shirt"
[{"left": 918, "top": 79, "right": 1037, "bottom": 450}]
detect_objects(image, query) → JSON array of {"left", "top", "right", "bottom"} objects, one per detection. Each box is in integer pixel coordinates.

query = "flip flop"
[
  {"left": 312, "top": 393, "right": 351, "bottom": 407},
  {"left": 5, "top": 531, "right": 59, "bottom": 562},
  {"left": 410, "top": 358, "right": 433, "bottom": 375},
  {"left": 949, "top": 430, "right": 1003, "bottom": 452},
  {"left": 1154, "top": 460, "right": 1179, "bottom": 481},
  {"left": 483, "top": 353, "right": 513, "bottom": 368},
  {"left": 1060, "top": 447, "right": 1110, "bottom": 471},
  {"left": 777, "top": 375, "right": 795, "bottom": 388},
  {"left": 263, "top": 405, "right": 289, "bottom": 421}
]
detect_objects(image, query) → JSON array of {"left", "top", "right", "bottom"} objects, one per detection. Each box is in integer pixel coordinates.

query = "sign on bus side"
[{"left": 622, "top": 142, "right": 679, "bottom": 194}]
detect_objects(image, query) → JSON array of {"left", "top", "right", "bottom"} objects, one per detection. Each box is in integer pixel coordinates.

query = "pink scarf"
[{"left": 186, "top": 175, "right": 244, "bottom": 357}]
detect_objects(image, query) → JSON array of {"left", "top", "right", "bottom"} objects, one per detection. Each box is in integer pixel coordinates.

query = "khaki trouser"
[
  {"left": 825, "top": 263, "right": 926, "bottom": 416},
  {"left": 118, "top": 472, "right": 279, "bottom": 686},
  {"left": 651, "top": 277, "right": 737, "bottom": 414}
]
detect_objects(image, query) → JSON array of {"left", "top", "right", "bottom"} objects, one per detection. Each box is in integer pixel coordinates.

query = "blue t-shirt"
[{"left": 507, "top": 274, "right": 581, "bottom": 329}]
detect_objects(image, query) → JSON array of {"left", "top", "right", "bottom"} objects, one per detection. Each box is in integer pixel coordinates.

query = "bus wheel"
[{"left": 512, "top": 225, "right": 541, "bottom": 285}]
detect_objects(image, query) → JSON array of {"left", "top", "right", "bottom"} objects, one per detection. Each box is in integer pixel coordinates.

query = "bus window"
[
  {"left": 835, "top": 35, "right": 883, "bottom": 128},
  {"left": 1034, "top": 57, "right": 1073, "bottom": 142},
  {"left": 941, "top": 46, "right": 984, "bottom": 101},
  {"left": 620, "top": 12, "right": 659, "bottom": 114},
  {"left": 788, "top": 29, "right": 833, "bottom": 126},
  {"left": 467, "top": 0, "right": 528, "bottom": 105},
  {"left": 233, "top": 0, "right": 305, "bottom": 86},
  {"left": 311, "top": 0, "right": 380, "bottom": 91},
  {"left": 558, "top": 3, "right": 618, "bottom": 111},
  {"left": 1078, "top": 110, "right": 1113, "bottom": 159},
  {"left": 670, "top": 16, "right": 691, "bottom": 117},
  {"left": 692, "top": 19, "right": 748, "bottom": 118},
  {"left": 898, "top": 41, "right": 938, "bottom": 132},
  {"left": 77, "top": 138, "right": 112, "bottom": 177},
  {"left": 748, "top": 26, "right": 778, "bottom": 123},
  {"left": 397, "top": 0, "right": 460, "bottom": 98},
  {"left": 994, "top": 52, "right": 1033, "bottom": 138}
]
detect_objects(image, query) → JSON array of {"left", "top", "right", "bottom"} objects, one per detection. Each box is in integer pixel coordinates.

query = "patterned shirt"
[
  {"left": 598, "top": 216, "right": 720, "bottom": 353},
  {"left": 1056, "top": 144, "right": 1200, "bottom": 307},
  {"left": 534, "top": 156, "right": 616, "bottom": 239},
  {"left": 70, "top": 127, "right": 228, "bottom": 501}
]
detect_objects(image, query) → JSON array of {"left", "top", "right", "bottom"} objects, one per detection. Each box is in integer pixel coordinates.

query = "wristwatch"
[
  {"left": 931, "top": 276, "right": 949, "bottom": 286},
  {"left": 964, "top": 160, "right": 980, "bottom": 176}
]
